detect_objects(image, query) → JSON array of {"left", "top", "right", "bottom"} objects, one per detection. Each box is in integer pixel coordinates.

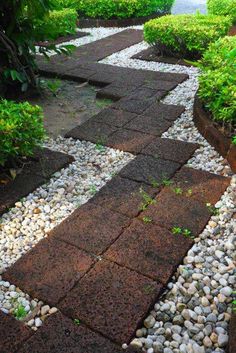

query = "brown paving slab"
[
  {"left": 105, "top": 218, "right": 193, "bottom": 284},
  {"left": 228, "top": 313, "right": 236, "bottom": 353},
  {"left": 119, "top": 155, "right": 181, "bottom": 185},
  {"left": 89, "top": 175, "right": 159, "bottom": 218},
  {"left": 3, "top": 238, "right": 94, "bottom": 306},
  {"left": 143, "top": 79, "right": 179, "bottom": 91},
  {"left": 0, "top": 310, "right": 33, "bottom": 353},
  {"left": 141, "top": 138, "right": 199, "bottom": 163},
  {"left": 128, "top": 87, "right": 166, "bottom": 100},
  {"left": 172, "top": 166, "right": 230, "bottom": 205},
  {"left": 140, "top": 188, "right": 212, "bottom": 236},
  {"left": 92, "top": 108, "right": 138, "bottom": 128},
  {"left": 106, "top": 128, "right": 155, "bottom": 154},
  {"left": 65, "top": 120, "right": 117, "bottom": 143},
  {"left": 59, "top": 260, "right": 163, "bottom": 344},
  {"left": 19, "top": 312, "right": 140, "bottom": 353},
  {"left": 111, "top": 97, "right": 155, "bottom": 115},
  {"left": 124, "top": 113, "right": 173, "bottom": 136},
  {"left": 96, "top": 83, "right": 136, "bottom": 101},
  {"left": 50, "top": 202, "right": 130, "bottom": 255},
  {"left": 144, "top": 102, "right": 185, "bottom": 121}
]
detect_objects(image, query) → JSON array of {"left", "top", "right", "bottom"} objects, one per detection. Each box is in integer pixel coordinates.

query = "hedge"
[
  {"left": 34, "top": 8, "right": 77, "bottom": 40},
  {"left": 207, "top": 0, "right": 236, "bottom": 24},
  {"left": 144, "top": 14, "right": 232, "bottom": 59},
  {"left": 0, "top": 100, "right": 45, "bottom": 166},
  {"left": 198, "top": 36, "right": 236, "bottom": 124},
  {"left": 74, "top": 0, "right": 174, "bottom": 20}
]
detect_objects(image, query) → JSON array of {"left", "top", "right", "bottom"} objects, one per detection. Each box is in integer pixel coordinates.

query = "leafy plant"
[
  {"left": 172, "top": 187, "right": 183, "bottom": 195},
  {"left": 74, "top": 318, "right": 81, "bottom": 325},
  {"left": 171, "top": 226, "right": 182, "bottom": 235},
  {"left": 172, "top": 226, "right": 194, "bottom": 239},
  {"left": 0, "top": 100, "right": 45, "bottom": 166},
  {"left": 44, "top": 79, "right": 62, "bottom": 96},
  {"left": 161, "top": 178, "right": 173, "bottom": 187},
  {"left": 139, "top": 187, "right": 156, "bottom": 211},
  {"left": 95, "top": 137, "right": 106, "bottom": 152},
  {"left": 232, "top": 136, "right": 236, "bottom": 145},
  {"left": 89, "top": 185, "right": 97, "bottom": 195},
  {"left": 75, "top": 0, "right": 174, "bottom": 20},
  {"left": 207, "top": 0, "right": 236, "bottom": 24},
  {"left": 14, "top": 304, "right": 28, "bottom": 320},
  {"left": 144, "top": 13, "right": 232, "bottom": 59},
  {"left": 206, "top": 202, "right": 219, "bottom": 216},
  {"left": 142, "top": 216, "right": 153, "bottom": 224}
]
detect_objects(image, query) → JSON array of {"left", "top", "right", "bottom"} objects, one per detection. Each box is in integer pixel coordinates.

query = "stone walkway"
[{"left": 0, "top": 30, "right": 230, "bottom": 353}]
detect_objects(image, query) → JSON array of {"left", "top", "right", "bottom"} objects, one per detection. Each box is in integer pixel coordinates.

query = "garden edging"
[{"left": 193, "top": 94, "right": 236, "bottom": 173}]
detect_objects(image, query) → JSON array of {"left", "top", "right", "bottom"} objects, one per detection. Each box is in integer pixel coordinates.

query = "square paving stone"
[
  {"left": 65, "top": 120, "right": 117, "bottom": 143},
  {"left": 96, "top": 83, "right": 136, "bottom": 101},
  {"left": 3, "top": 238, "right": 94, "bottom": 306},
  {"left": 140, "top": 188, "right": 212, "bottom": 237},
  {"left": 119, "top": 155, "right": 180, "bottom": 185},
  {"left": 111, "top": 98, "right": 155, "bottom": 115},
  {"left": 0, "top": 310, "right": 33, "bottom": 353},
  {"left": 106, "top": 128, "right": 155, "bottom": 154},
  {"left": 143, "top": 79, "right": 179, "bottom": 91},
  {"left": 59, "top": 260, "right": 163, "bottom": 344},
  {"left": 50, "top": 202, "right": 130, "bottom": 255},
  {"left": 141, "top": 138, "right": 199, "bottom": 163},
  {"left": 144, "top": 102, "right": 185, "bottom": 121},
  {"left": 128, "top": 87, "right": 166, "bottom": 100},
  {"left": 19, "top": 312, "right": 139, "bottom": 353},
  {"left": 90, "top": 176, "right": 159, "bottom": 218},
  {"left": 92, "top": 108, "right": 138, "bottom": 128},
  {"left": 172, "top": 166, "right": 231, "bottom": 205},
  {"left": 125, "top": 114, "right": 173, "bottom": 136},
  {"left": 105, "top": 219, "right": 193, "bottom": 284}
]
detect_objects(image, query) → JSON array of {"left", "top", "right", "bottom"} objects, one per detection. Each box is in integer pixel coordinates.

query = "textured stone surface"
[
  {"left": 90, "top": 176, "right": 158, "bottom": 218},
  {"left": 96, "top": 83, "right": 136, "bottom": 100},
  {"left": 141, "top": 138, "right": 199, "bottom": 163},
  {"left": 93, "top": 108, "right": 138, "bottom": 128},
  {"left": 65, "top": 120, "right": 117, "bottom": 143},
  {"left": 228, "top": 313, "right": 236, "bottom": 353},
  {"left": 119, "top": 155, "right": 180, "bottom": 185},
  {"left": 112, "top": 98, "right": 155, "bottom": 115},
  {"left": 105, "top": 219, "right": 193, "bottom": 284},
  {"left": 0, "top": 311, "right": 32, "bottom": 353},
  {"left": 50, "top": 202, "right": 130, "bottom": 255},
  {"left": 59, "top": 260, "right": 162, "bottom": 344},
  {"left": 124, "top": 113, "right": 173, "bottom": 136},
  {"left": 3, "top": 238, "right": 94, "bottom": 305},
  {"left": 141, "top": 188, "right": 212, "bottom": 236},
  {"left": 19, "top": 312, "right": 139, "bottom": 353},
  {"left": 106, "top": 128, "right": 155, "bottom": 154},
  {"left": 172, "top": 166, "right": 230, "bottom": 205},
  {"left": 144, "top": 102, "right": 185, "bottom": 121}
]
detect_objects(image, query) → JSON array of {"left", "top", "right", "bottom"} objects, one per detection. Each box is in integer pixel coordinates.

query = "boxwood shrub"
[
  {"left": 144, "top": 14, "right": 232, "bottom": 59},
  {"left": 34, "top": 8, "right": 78, "bottom": 40},
  {"left": 0, "top": 100, "right": 45, "bottom": 167},
  {"left": 75, "top": 0, "right": 174, "bottom": 20},
  {"left": 207, "top": 0, "right": 236, "bottom": 24},
  {"left": 198, "top": 36, "right": 236, "bottom": 125},
  {"left": 50, "top": 0, "right": 80, "bottom": 10}
]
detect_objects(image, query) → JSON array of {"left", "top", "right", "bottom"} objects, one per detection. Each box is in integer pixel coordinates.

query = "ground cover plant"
[
  {"left": 198, "top": 36, "right": 236, "bottom": 132},
  {"left": 144, "top": 13, "right": 232, "bottom": 59},
  {"left": 207, "top": 0, "right": 236, "bottom": 24},
  {"left": 75, "top": 0, "right": 174, "bottom": 19}
]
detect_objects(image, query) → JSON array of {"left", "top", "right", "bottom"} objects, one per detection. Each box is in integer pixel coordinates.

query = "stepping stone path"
[{"left": 1, "top": 30, "right": 231, "bottom": 352}]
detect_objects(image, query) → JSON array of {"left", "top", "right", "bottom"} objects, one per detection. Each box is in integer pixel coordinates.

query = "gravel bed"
[{"left": 0, "top": 137, "right": 133, "bottom": 326}]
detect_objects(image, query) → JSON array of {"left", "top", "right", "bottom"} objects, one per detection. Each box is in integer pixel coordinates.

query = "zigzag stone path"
[{"left": 1, "top": 29, "right": 231, "bottom": 352}]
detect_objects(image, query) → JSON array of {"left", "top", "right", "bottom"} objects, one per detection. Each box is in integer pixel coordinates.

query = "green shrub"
[
  {"left": 0, "top": 100, "right": 45, "bottom": 166},
  {"left": 207, "top": 0, "right": 236, "bottom": 24},
  {"left": 75, "top": 0, "right": 174, "bottom": 20},
  {"left": 34, "top": 8, "right": 77, "bottom": 40},
  {"left": 144, "top": 14, "right": 232, "bottom": 59},
  {"left": 50, "top": 0, "right": 79, "bottom": 10},
  {"left": 198, "top": 36, "right": 236, "bottom": 124}
]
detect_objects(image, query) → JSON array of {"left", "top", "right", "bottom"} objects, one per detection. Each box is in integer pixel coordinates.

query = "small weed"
[
  {"left": 233, "top": 291, "right": 236, "bottom": 312},
  {"left": 95, "top": 137, "right": 106, "bottom": 152},
  {"left": 74, "top": 319, "right": 81, "bottom": 326},
  {"left": 232, "top": 136, "right": 236, "bottom": 145},
  {"left": 182, "top": 228, "right": 193, "bottom": 238},
  {"left": 172, "top": 226, "right": 194, "bottom": 239},
  {"left": 14, "top": 304, "right": 28, "bottom": 320},
  {"left": 142, "top": 216, "right": 153, "bottom": 224},
  {"left": 161, "top": 178, "right": 173, "bottom": 187},
  {"left": 171, "top": 226, "right": 182, "bottom": 235},
  {"left": 172, "top": 187, "right": 183, "bottom": 195},
  {"left": 96, "top": 98, "right": 112, "bottom": 108},
  {"left": 139, "top": 188, "right": 156, "bottom": 211},
  {"left": 186, "top": 188, "right": 193, "bottom": 197},
  {"left": 206, "top": 203, "right": 219, "bottom": 216},
  {"left": 149, "top": 177, "right": 160, "bottom": 188},
  {"left": 143, "top": 284, "right": 156, "bottom": 294},
  {"left": 89, "top": 185, "right": 97, "bottom": 195},
  {"left": 46, "top": 79, "right": 62, "bottom": 96}
]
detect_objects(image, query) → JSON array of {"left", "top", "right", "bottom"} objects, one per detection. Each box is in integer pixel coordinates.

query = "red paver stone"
[
  {"left": 96, "top": 83, "right": 136, "bottom": 100},
  {"left": 128, "top": 87, "right": 166, "bottom": 100},
  {"left": 90, "top": 176, "right": 159, "bottom": 218},
  {"left": 93, "top": 108, "right": 138, "bottom": 128},
  {"left": 172, "top": 166, "right": 230, "bottom": 205},
  {"left": 141, "top": 138, "right": 199, "bottom": 163},
  {"left": 0, "top": 310, "right": 32, "bottom": 353},
  {"left": 19, "top": 312, "right": 140, "bottom": 353},
  {"left": 105, "top": 219, "right": 193, "bottom": 284},
  {"left": 65, "top": 120, "right": 117, "bottom": 143},
  {"left": 106, "top": 128, "right": 155, "bottom": 154},
  {"left": 119, "top": 155, "right": 180, "bottom": 185},
  {"left": 59, "top": 260, "right": 163, "bottom": 344},
  {"left": 144, "top": 102, "right": 185, "bottom": 121},
  {"left": 143, "top": 79, "right": 179, "bottom": 91},
  {"left": 141, "top": 188, "right": 212, "bottom": 236},
  {"left": 112, "top": 98, "right": 155, "bottom": 115},
  {"left": 50, "top": 202, "right": 130, "bottom": 255},
  {"left": 3, "top": 238, "right": 94, "bottom": 306},
  {"left": 124, "top": 114, "right": 173, "bottom": 136}
]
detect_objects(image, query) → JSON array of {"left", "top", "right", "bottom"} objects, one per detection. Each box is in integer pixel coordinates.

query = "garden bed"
[
  {"left": 193, "top": 94, "right": 236, "bottom": 173},
  {"left": 0, "top": 148, "right": 74, "bottom": 216},
  {"left": 35, "top": 31, "right": 88, "bottom": 47},
  {"left": 132, "top": 47, "right": 192, "bottom": 66}
]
